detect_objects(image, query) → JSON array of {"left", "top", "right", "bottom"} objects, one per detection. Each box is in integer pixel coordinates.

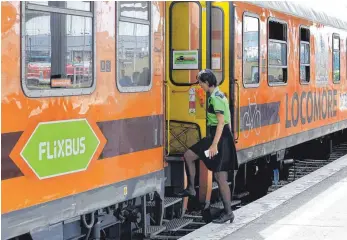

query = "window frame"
[
  {"left": 116, "top": 1, "right": 153, "bottom": 93},
  {"left": 267, "top": 17, "right": 288, "bottom": 87},
  {"left": 211, "top": 6, "right": 225, "bottom": 85},
  {"left": 332, "top": 33, "right": 340, "bottom": 84},
  {"left": 169, "top": 1, "right": 202, "bottom": 86},
  {"left": 21, "top": 1, "right": 96, "bottom": 98},
  {"left": 299, "top": 25, "right": 310, "bottom": 85},
  {"left": 242, "top": 11, "right": 261, "bottom": 88}
]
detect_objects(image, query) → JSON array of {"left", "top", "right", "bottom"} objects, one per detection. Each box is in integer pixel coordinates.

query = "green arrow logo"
[{"left": 20, "top": 119, "right": 100, "bottom": 179}]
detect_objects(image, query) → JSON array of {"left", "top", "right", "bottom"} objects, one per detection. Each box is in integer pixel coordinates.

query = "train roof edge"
[{"left": 247, "top": 1, "right": 347, "bottom": 31}]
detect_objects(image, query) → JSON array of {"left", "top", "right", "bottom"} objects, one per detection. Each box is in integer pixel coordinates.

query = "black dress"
[{"left": 189, "top": 124, "right": 239, "bottom": 173}]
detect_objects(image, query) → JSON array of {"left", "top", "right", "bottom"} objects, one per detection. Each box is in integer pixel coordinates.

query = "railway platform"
[{"left": 181, "top": 154, "right": 347, "bottom": 240}]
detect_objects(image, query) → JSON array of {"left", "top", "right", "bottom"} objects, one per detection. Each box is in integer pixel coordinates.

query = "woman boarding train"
[{"left": 176, "top": 69, "right": 238, "bottom": 224}]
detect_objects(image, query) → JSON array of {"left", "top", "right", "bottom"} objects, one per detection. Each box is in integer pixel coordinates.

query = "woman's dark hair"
[{"left": 196, "top": 69, "right": 217, "bottom": 87}]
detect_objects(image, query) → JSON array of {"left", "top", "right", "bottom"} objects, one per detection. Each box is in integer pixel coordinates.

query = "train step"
[
  {"left": 163, "top": 218, "right": 193, "bottom": 231},
  {"left": 212, "top": 181, "right": 231, "bottom": 190},
  {"left": 165, "top": 156, "right": 184, "bottom": 162},
  {"left": 210, "top": 200, "right": 241, "bottom": 209},
  {"left": 164, "top": 197, "right": 182, "bottom": 208},
  {"left": 183, "top": 213, "right": 203, "bottom": 220},
  {"left": 135, "top": 226, "right": 166, "bottom": 237},
  {"left": 194, "top": 181, "right": 231, "bottom": 191},
  {"left": 147, "top": 197, "right": 182, "bottom": 208},
  {"left": 234, "top": 191, "right": 249, "bottom": 199}
]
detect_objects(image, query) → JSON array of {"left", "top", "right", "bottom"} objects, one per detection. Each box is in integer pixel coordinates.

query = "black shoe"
[
  {"left": 176, "top": 189, "right": 196, "bottom": 197},
  {"left": 212, "top": 212, "right": 235, "bottom": 224}
]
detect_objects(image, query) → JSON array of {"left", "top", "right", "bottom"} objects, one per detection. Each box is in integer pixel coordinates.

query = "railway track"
[
  {"left": 268, "top": 142, "right": 347, "bottom": 193},
  {"left": 140, "top": 140, "right": 347, "bottom": 240}
]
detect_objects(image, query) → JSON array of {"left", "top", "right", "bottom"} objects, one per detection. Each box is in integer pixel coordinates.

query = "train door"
[{"left": 165, "top": 1, "right": 233, "bottom": 206}]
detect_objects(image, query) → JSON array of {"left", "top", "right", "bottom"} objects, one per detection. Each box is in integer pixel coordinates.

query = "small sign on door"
[{"left": 212, "top": 53, "right": 221, "bottom": 70}]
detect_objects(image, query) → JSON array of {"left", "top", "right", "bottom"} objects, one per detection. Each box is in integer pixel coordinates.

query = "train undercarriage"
[{"left": 9, "top": 129, "right": 347, "bottom": 240}]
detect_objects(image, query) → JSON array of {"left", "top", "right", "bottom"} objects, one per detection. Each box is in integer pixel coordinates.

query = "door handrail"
[
  {"left": 166, "top": 82, "right": 170, "bottom": 156},
  {"left": 234, "top": 79, "right": 240, "bottom": 142}
]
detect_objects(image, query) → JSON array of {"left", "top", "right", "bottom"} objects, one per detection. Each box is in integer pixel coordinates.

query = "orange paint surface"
[
  {"left": 233, "top": 2, "right": 347, "bottom": 151},
  {"left": 1, "top": 1, "right": 165, "bottom": 134},
  {"left": 2, "top": 148, "right": 163, "bottom": 214},
  {"left": 1, "top": 1, "right": 166, "bottom": 214}
]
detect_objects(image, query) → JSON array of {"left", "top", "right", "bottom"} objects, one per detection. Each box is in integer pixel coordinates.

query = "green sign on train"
[
  {"left": 21, "top": 119, "right": 100, "bottom": 179},
  {"left": 172, "top": 50, "right": 199, "bottom": 70}
]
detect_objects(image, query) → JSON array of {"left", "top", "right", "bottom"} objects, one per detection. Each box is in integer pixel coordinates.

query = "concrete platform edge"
[{"left": 180, "top": 155, "right": 347, "bottom": 240}]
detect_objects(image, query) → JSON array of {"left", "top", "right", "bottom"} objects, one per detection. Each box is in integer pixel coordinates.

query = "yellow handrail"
[
  {"left": 166, "top": 83, "right": 170, "bottom": 156},
  {"left": 234, "top": 80, "right": 240, "bottom": 142}
]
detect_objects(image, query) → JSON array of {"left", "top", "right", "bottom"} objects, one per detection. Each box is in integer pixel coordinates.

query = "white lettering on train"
[{"left": 39, "top": 137, "right": 86, "bottom": 160}]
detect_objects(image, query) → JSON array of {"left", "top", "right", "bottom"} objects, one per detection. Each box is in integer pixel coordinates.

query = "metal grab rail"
[
  {"left": 166, "top": 82, "right": 170, "bottom": 156},
  {"left": 234, "top": 79, "right": 240, "bottom": 142}
]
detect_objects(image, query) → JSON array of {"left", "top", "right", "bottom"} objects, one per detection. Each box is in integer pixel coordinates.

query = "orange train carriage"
[{"left": 1, "top": 1, "right": 347, "bottom": 239}]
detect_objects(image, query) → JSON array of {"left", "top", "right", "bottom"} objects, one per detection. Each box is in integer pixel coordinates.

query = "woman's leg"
[
  {"left": 177, "top": 150, "right": 199, "bottom": 197},
  {"left": 214, "top": 171, "right": 232, "bottom": 214},
  {"left": 212, "top": 171, "right": 235, "bottom": 223}
]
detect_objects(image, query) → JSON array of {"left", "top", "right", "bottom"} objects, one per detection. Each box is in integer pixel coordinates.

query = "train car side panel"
[
  {"left": 233, "top": 1, "right": 347, "bottom": 164},
  {"left": 1, "top": 0, "right": 166, "bottom": 229}
]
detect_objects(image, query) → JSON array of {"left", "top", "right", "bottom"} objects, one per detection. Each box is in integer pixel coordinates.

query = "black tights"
[
  {"left": 214, "top": 171, "right": 233, "bottom": 214},
  {"left": 183, "top": 150, "right": 233, "bottom": 214}
]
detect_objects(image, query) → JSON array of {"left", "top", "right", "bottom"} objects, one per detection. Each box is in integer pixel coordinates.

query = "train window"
[
  {"left": 28, "top": 1, "right": 91, "bottom": 11},
  {"left": 243, "top": 14, "right": 260, "bottom": 87},
  {"left": 170, "top": 2, "right": 201, "bottom": 85},
  {"left": 211, "top": 7, "right": 224, "bottom": 85},
  {"left": 268, "top": 19, "right": 288, "bottom": 85},
  {"left": 315, "top": 33, "right": 329, "bottom": 84},
  {"left": 332, "top": 34, "right": 340, "bottom": 83},
  {"left": 21, "top": 1, "right": 95, "bottom": 98},
  {"left": 117, "top": 2, "right": 152, "bottom": 92},
  {"left": 119, "top": 2, "right": 149, "bottom": 20},
  {"left": 211, "top": 7, "right": 224, "bottom": 84},
  {"left": 300, "top": 27, "right": 310, "bottom": 83}
]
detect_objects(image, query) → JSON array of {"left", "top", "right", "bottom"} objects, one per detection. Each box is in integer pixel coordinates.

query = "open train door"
[{"left": 165, "top": 1, "right": 234, "bottom": 209}]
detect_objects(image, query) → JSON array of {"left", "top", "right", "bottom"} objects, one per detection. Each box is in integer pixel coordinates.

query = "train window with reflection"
[
  {"left": 22, "top": 1, "right": 95, "bottom": 97},
  {"left": 211, "top": 7, "right": 224, "bottom": 85},
  {"left": 243, "top": 14, "right": 260, "bottom": 87},
  {"left": 170, "top": 2, "right": 201, "bottom": 85},
  {"left": 28, "top": 1, "right": 91, "bottom": 11},
  {"left": 300, "top": 27, "right": 310, "bottom": 83},
  {"left": 268, "top": 19, "right": 287, "bottom": 85},
  {"left": 117, "top": 2, "right": 151, "bottom": 92},
  {"left": 332, "top": 34, "right": 340, "bottom": 83}
]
